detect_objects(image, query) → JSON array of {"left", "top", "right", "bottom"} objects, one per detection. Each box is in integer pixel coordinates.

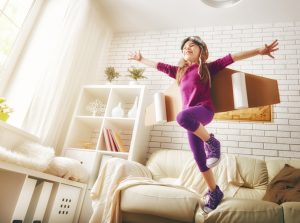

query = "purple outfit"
[{"left": 157, "top": 54, "right": 234, "bottom": 172}]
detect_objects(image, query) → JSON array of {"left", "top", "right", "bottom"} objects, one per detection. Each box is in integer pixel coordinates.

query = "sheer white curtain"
[{"left": 5, "top": 0, "right": 111, "bottom": 147}]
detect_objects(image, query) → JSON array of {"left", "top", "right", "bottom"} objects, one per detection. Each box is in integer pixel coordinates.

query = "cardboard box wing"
[{"left": 145, "top": 68, "right": 280, "bottom": 125}]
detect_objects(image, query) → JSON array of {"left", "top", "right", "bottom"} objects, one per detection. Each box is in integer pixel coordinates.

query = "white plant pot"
[{"left": 129, "top": 80, "right": 138, "bottom": 85}]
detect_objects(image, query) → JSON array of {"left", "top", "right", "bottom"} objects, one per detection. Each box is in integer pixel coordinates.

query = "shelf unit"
[
  {"left": 0, "top": 161, "right": 86, "bottom": 223},
  {"left": 63, "top": 85, "right": 151, "bottom": 187},
  {"left": 0, "top": 122, "right": 87, "bottom": 223}
]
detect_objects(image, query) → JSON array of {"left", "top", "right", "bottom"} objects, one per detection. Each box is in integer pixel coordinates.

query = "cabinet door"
[{"left": 63, "top": 149, "right": 96, "bottom": 173}]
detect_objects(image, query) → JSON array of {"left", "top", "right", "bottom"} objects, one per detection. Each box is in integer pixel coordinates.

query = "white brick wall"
[{"left": 98, "top": 21, "right": 300, "bottom": 160}]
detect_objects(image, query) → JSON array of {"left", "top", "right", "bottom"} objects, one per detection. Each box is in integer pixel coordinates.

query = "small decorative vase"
[
  {"left": 129, "top": 80, "right": 138, "bottom": 85},
  {"left": 0, "top": 112, "right": 9, "bottom": 122},
  {"left": 111, "top": 102, "right": 124, "bottom": 117},
  {"left": 128, "top": 96, "right": 138, "bottom": 118}
]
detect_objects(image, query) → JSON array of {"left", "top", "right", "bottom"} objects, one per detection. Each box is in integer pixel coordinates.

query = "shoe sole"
[
  {"left": 203, "top": 206, "right": 213, "bottom": 214},
  {"left": 206, "top": 156, "right": 221, "bottom": 169}
]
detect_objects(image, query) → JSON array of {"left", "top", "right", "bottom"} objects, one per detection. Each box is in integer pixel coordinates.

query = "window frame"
[{"left": 0, "top": 0, "right": 44, "bottom": 95}]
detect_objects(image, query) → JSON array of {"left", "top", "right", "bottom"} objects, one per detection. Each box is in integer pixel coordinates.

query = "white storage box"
[{"left": 44, "top": 183, "right": 81, "bottom": 223}]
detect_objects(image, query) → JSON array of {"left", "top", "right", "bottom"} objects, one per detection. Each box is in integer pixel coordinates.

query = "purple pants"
[{"left": 176, "top": 105, "right": 214, "bottom": 172}]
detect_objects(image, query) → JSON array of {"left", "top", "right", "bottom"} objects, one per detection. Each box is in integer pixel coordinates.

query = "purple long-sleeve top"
[{"left": 157, "top": 54, "right": 234, "bottom": 112}]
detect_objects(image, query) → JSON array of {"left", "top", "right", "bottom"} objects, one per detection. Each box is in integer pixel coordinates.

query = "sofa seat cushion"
[
  {"left": 281, "top": 202, "right": 300, "bottom": 223},
  {"left": 120, "top": 184, "right": 199, "bottom": 223},
  {"left": 122, "top": 212, "right": 189, "bottom": 223},
  {"left": 205, "top": 198, "right": 283, "bottom": 223}
]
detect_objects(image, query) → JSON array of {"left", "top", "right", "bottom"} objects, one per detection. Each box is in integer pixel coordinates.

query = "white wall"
[{"left": 99, "top": 21, "right": 300, "bottom": 160}]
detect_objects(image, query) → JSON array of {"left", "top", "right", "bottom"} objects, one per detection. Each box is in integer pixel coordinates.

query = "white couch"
[{"left": 120, "top": 149, "right": 300, "bottom": 223}]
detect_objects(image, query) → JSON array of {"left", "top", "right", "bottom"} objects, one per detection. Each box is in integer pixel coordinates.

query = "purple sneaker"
[
  {"left": 205, "top": 134, "right": 221, "bottom": 168},
  {"left": 203, "top": 185, "right": 224, "bottom": 213}
]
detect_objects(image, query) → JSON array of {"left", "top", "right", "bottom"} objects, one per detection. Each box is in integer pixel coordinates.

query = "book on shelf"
[
  {"left": 103, "top": 128, "right": 113, "bottom": 151},
  {"left": 110, "top": 129, "right": 128, "bottom": 152},
  {"left": 103, "top": 127, "right": 128, "bottom": 152},
  {"left": 107, "top": 128, "right": 118, "bottom": 152},
  {"left": 103, "top": 128, "right": 118, "bottom": 152}
]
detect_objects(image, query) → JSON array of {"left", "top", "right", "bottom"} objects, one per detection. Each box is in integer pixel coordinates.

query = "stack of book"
[{"left": 103, "top": 127, "right": 128, "bottom": 152}]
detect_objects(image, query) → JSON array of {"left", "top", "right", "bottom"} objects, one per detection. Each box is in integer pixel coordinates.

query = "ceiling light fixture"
[{"left": 200, "top": 0, "right": 243, "bottom": 8}]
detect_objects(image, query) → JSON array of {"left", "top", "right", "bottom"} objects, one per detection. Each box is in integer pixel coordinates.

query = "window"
[{"left": 0, "top": 0, "right": 36, "bottom": 79}]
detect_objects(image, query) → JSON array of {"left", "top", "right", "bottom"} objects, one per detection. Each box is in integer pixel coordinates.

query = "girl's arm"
[
  {"left": 128, "top": 51, "right": 177, "bottom": 79},
  {"left": 128, "top": 51, "right": 157, "bottom": 68},
  {"left": 231, "top": 39, "right": 279, "bottom": 62}
]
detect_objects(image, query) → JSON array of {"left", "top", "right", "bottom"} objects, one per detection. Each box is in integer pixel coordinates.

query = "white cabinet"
[
  {"left": 63, "top": 85, "right": 150, "bottom": 187},
  {"left": 0, "top": 122, "right": 86, "bottom": 223},
  {"left": 43, "top": 183, "right": 82, "bottom": 223},
  {"left": 0, "top": 161, "right": 86, "bottom": 223}
]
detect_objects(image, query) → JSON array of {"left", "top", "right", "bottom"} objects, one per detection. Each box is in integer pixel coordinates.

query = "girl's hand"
[
  {"left": 258, "top": 39, "right": 279, "bottom": 59},
  {"left": 128, "top": 51, "right": 143, "bottom": 61}
]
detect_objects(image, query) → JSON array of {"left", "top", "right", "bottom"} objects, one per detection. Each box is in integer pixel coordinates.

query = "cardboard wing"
[{"left": 145, "top": 68, "right": 280, "bottom": 126}]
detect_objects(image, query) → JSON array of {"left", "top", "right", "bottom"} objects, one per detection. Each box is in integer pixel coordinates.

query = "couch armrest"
[{"left": 91, "top": 158, "right": 152, "bottom": 200}]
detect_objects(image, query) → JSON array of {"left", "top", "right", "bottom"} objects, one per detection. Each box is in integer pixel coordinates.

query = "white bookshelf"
[
  {"left": 62, "top": 84, "right": 151, "bottom": 222},
  {"left": 63, "top": 85, "right": 151, "bottom": 186}
]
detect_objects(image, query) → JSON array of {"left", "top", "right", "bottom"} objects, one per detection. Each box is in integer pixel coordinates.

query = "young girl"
[{"left": 128, "top": 36, "right": 278, "bottom": 213}]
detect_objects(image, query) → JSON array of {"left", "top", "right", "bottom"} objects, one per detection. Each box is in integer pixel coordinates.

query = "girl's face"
[{"left": 182, "top": 40, "right": 201, "bottom": 63}]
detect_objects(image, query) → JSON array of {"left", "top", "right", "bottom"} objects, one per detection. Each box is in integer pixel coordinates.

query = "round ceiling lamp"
[{"left": 200, "top": 0, "right": 243, "bottom": 8}]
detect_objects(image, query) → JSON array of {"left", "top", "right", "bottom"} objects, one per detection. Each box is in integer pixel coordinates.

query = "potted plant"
[
  {"left": 127, "top": 66, "right": 146, "bottom": 84},
  {"left": 0, "top": 97, "right": 13, "bottom": 121},
  {"left": 105, "top": 66, "right": 120, "bottom": 83}
]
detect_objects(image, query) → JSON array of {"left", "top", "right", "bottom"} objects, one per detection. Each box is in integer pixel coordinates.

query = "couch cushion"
[
  {"left": 120, "top": 184, "right": 198, "bottom": 223},
  {"left": 266, "top": 159, "right": 300, "bottom": 183},
  {"left": 205, "top": 198, "right": 283, "bottom": 223},
  {"left": 281, "top": 202, "right": 300, "bottom": 223},
  {"left": 235, "top": 156, "right": 268, "bottom": 190},
  {"left": 146, "top": 149, "right": 192, "bottom": 181}
]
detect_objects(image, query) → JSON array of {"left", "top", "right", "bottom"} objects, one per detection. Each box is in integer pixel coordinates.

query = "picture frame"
[{"left": 214, "top": 105, "right": 272, "bottom": 122}]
